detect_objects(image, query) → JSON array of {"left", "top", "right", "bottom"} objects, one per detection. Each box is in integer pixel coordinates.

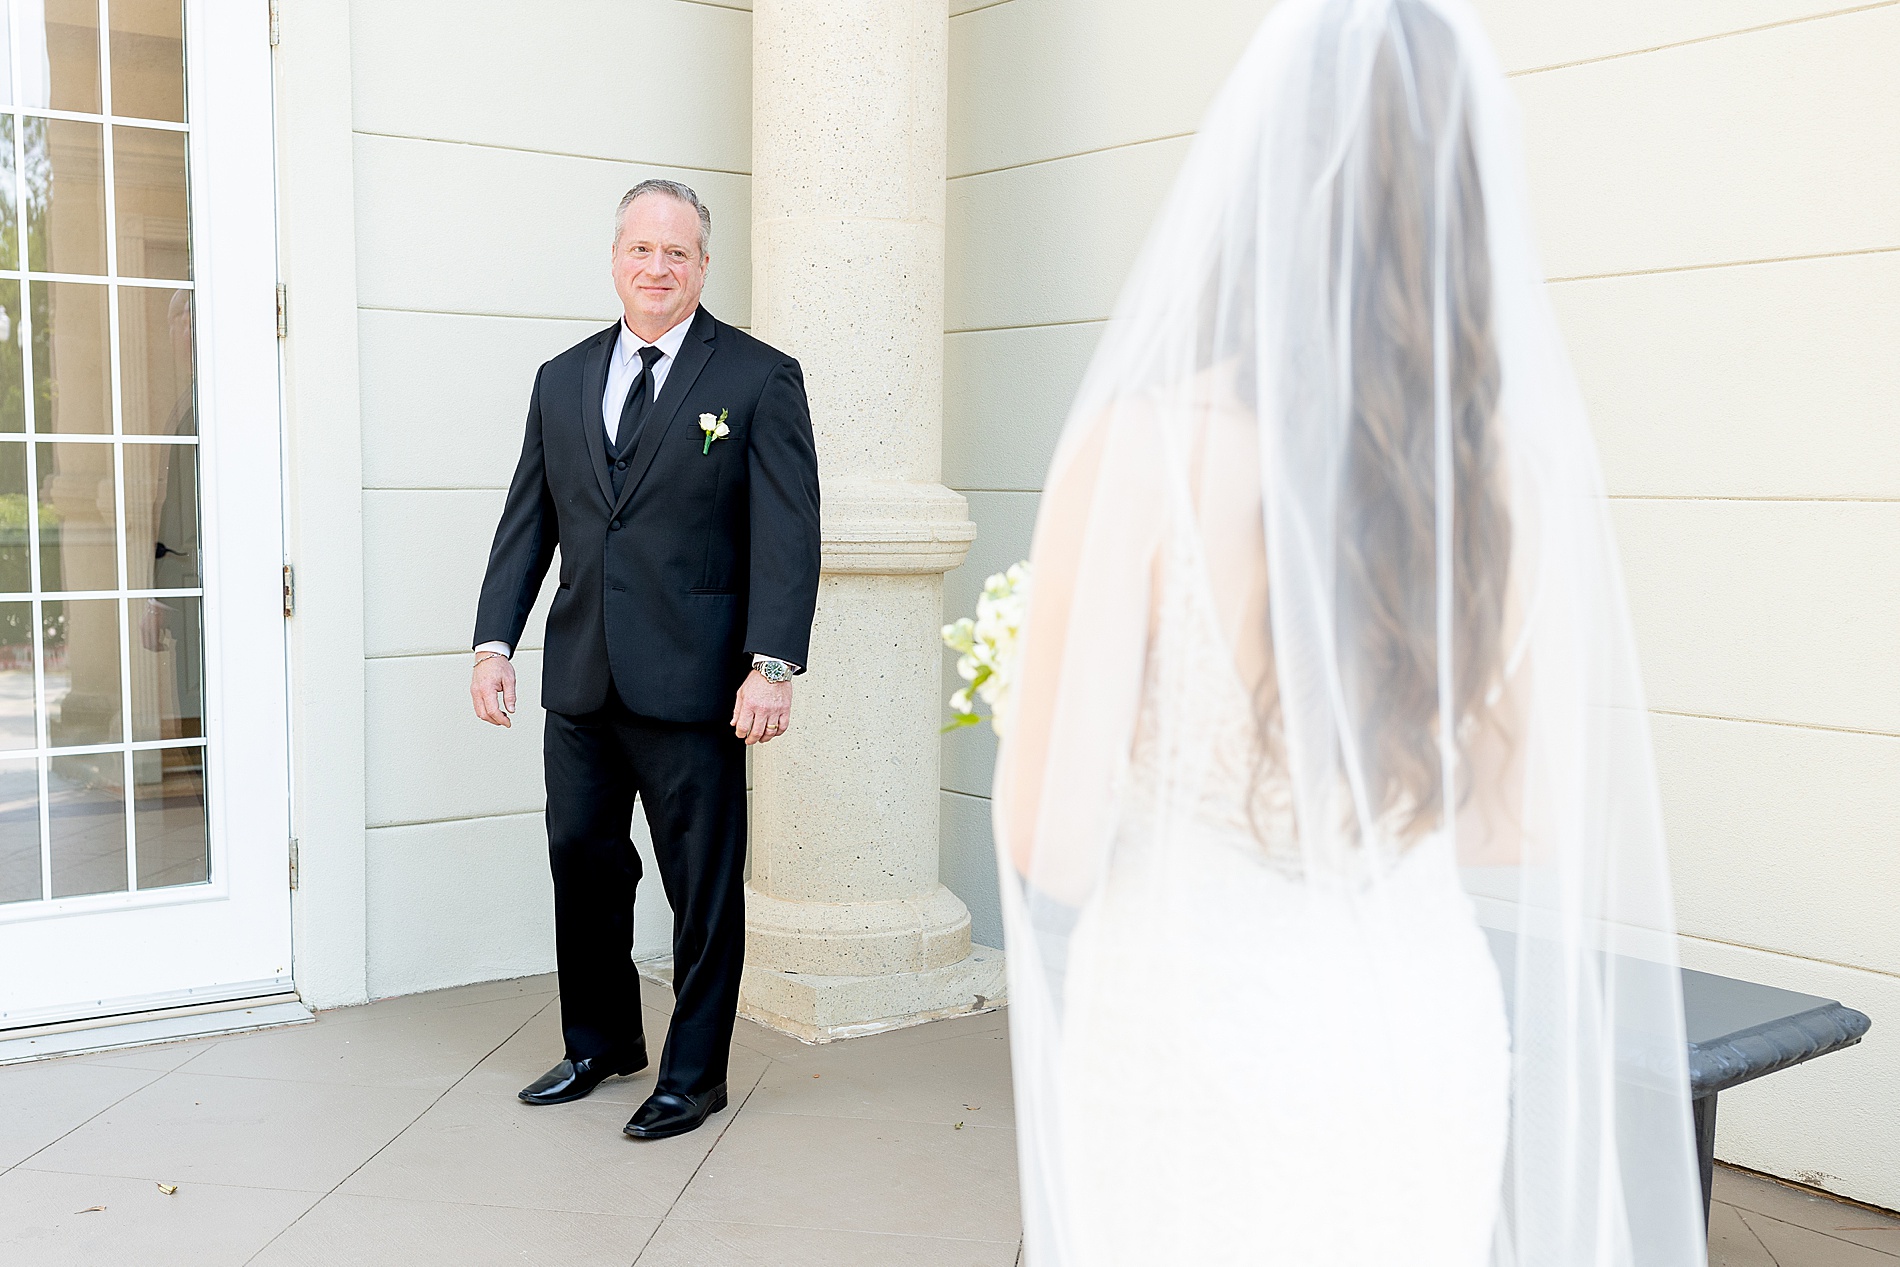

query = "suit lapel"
[
  {"left": 612, "top": 307, "right": 717, "bottom": 518},
  {"left": 580, "top": 323, "right": 618, "bottom": 508}
]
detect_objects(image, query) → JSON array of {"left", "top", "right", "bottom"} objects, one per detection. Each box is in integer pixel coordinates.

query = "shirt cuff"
[
  {"left": 475, "top": 641, "right": 512, "bottom": 658},
  {"left": 752, "top": 654, "right": 802, "bottom": 673}
]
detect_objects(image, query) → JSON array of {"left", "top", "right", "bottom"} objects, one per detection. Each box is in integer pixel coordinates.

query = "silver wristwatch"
[{"left": 756, "top": 658, "right": 794, "bottom": 684}]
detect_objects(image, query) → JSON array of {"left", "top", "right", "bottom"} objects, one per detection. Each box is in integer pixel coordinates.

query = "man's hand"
[
  {"left": 471, "top": 654, "right": 518, "bottom": 727},
  {"left": 732, "top": 670, "right": 792, "bottom": 745}
]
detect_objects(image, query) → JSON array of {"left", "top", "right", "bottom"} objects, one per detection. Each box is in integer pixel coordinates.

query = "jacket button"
[
  {"left": 609, "top": 519, "right": 621, "bottom": 531},
  {"left": 615, "top": 460, "right": 627, "bottom": 470}
]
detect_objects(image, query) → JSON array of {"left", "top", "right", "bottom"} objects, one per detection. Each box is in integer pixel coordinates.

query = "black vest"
[{"left": 604, "top": 380, "right": 649, "bottom": 499}]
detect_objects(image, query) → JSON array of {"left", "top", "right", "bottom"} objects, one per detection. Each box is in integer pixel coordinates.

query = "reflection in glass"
[
  {"left": 44, "top": 597, "right": 122, "bottom": 748},
  {"left": 32, "top": 282, "right": 112, "bottom": 433},
  {"left": 110, "top": 0, "right": 187, "bottom": 123},
  {"left": 0, "top": 443, "right": 27, "bottom": 592},
  {"left": 0, "top": 117, "right": 15, "bottom": 270},
  {"left": 119, "top": 287, "right": 194, "bottom": 435},
  {"left": 0, "top": 601, "right": 36, "bottom": 751},
  {"left": 0, "top": 759, "right": 41, "bottom": 904},
  {"left": 0, "top": 278, "right": 23, "bottom": 432},
  {"left": 37, "top": 442, "right": 120, "bottom": 592},
  {"left": 25, "top": 118, "right": 108, "bottom": 276},
  {"left": 133, "top": 744, "right": 203, "bottom": 889},
  {"left": 124, "top": 439, "right": 194, "bottom": 591},
  {"left": 130, "top": 593, "right": 198, "bottom": 743},
  {"left": 49, "top": 754, "right": 127, "bottom": 898},
  {"left": 113, "top": 126, "right": 189, "bottom": 279},
  {"left": 24, "top": 0, "right": 104, "bottom": 114}
]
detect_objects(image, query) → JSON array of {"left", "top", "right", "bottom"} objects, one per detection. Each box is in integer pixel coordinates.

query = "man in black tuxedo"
[{"left": 470, "top": 180, "right": 820, "bottom": 1140}]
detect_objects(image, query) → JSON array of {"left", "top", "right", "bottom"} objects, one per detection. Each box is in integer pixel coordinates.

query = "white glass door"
[{"left": 0, "top": 0, "right": 289, "bottom": 1030}]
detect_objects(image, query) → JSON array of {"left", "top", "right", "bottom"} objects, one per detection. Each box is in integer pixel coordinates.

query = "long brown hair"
[{"left": 1327, "top": 4, "right": 1513, "bottom": 843}]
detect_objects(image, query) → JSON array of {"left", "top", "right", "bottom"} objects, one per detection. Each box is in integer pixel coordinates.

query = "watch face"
[{"left": 760, "top": 660, "right": 790, "bottom": 683}]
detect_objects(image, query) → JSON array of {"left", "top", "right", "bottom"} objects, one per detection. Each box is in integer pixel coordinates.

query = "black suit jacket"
[{"left": 474, "top": 308, "right": 822, "bottom": 722}]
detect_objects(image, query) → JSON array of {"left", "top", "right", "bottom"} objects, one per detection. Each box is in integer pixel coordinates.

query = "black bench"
[
  {"left": 1684, "top": 968, "right": 1871, "bottom": 1222},
  {"left": 1483, "top": 929, "right": 1872, "bottom": 1226}
]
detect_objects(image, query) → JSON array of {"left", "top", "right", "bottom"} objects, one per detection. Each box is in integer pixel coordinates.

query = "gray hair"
[{"left": 613, "top": 179, "right": 711, "bottom": 257}]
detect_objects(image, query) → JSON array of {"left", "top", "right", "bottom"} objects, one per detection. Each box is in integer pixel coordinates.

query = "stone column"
[{"left": 742, "top": 0, "right": 1002, "bottom": 1041}]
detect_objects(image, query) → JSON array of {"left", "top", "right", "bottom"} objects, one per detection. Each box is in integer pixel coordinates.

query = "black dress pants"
[{"left": 543, "top": 691, "right": 747, "bottom": 1097}]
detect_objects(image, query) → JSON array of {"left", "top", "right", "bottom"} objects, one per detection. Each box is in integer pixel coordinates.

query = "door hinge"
[
  {"left": 282, "top": 564, "right": 295, "bottom": 617},
  {"left": 288, "top": 837, "right": 299, "bottom": 890},
  {"left": 269, "top": 0, "right": 281, "bottom": 47},
  {"left": 275, "top": 282, "right": 288, "bottom": 338}
]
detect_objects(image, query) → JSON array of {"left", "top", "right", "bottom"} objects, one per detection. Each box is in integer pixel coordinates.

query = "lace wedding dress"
[
  {"left": 993, "top": 2, "right": 1706, "bottom": 1263},
  {"left": 1056, "top": 521, "right": 1511, "bottom": 1267}
]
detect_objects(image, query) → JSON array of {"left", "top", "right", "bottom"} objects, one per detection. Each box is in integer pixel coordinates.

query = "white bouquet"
[{"left": 941, "top": 561, "right": 1031, "bottom": 737}]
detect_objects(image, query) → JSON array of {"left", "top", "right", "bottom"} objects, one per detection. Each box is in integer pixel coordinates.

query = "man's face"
[{"left": 612, "top": 195, "right": 707, "bottom": 336}]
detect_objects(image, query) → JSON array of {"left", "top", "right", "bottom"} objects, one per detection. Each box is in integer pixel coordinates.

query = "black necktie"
[{"left": 614, "top": 343, "right": 667, "bottom": 456}]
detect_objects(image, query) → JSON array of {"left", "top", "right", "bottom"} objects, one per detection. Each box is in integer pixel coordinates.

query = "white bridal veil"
[{"left": 992, "top": 0, "right": 1706, "bottom": 1263}]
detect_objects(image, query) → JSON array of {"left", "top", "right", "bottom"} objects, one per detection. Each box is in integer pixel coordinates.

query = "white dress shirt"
[
  {"left": 477, "top": 309, "right": 796, "bottom": 672},
  {"left": 602, "top": 311, "right": 695, "bottom": 444}
]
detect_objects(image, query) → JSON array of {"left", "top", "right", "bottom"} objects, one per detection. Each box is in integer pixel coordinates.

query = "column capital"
[{"left": 821, "top": 480, "right": 976, "bottom": 575}]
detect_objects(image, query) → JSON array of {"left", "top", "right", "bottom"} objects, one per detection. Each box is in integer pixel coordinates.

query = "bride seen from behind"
[{"left": 992, "top": 0, "right": 1706, "bottom": 1264}]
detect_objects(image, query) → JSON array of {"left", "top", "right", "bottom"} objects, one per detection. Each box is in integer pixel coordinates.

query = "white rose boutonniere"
[
  {"left": 941, "top": 561, "right": 1031, "bottom": 737},
  {"left": 699, "top": 409, "right": 730, "bottom": 454}
]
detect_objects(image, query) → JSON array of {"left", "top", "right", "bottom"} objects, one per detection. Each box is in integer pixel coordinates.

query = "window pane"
[
  {"left": 133, "top": 744, "right": 202, "bottom": 889},
  {"left": 0, "top": 444, "right": 26, "bottom": 592},
  {"left": 29, "top": 0, "right": 104, "bottom": 114},
  {"left": 113, "top": 125, "right": 188, "bottom": 280},
  {"left": 49, "top": 753, "right": 127, "bottom": 898},
  {"left": 31, "top": 281, "right": 112, "bottom": 434},
  {"left": 0, "top": 116, "right": 16, "bottom": 270},
  {"left": 123, "top": 439, "right": 193, "bottom": 593},
  {"left": 0, "top": 758, "right": 41, "bottom": 904},
  {"left": 109, "top": 0, "right": 185, "bottom": 123},
  {"left": 37, "top": 441, "right": 120, "bottom": 592},
  {"left": 118, "top": 286, "right": 193, "bottom": 435},
  {"left": 25, "top": 117, "right": 108, "bottom": 276},
  {"left": 0, "top": 600, "right": 36, "bottom": 751},
  {"left": 0, "top": 278, "right": 23, "bottom": 432},
  {"left": 130, "top": 593, "right": 198, "bottom": 742},
  {"left": 44, "top": 597, "right": 122, "bottom": 748}
]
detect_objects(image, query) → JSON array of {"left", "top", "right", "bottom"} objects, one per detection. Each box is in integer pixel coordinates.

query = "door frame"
[{"left": 0, "top": 0, "right": 292, "bottom": 1028}]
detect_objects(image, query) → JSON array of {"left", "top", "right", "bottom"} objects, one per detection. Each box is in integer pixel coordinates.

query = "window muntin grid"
[{"left": 0, "top": 0, "right": 204, "bottom": 909}]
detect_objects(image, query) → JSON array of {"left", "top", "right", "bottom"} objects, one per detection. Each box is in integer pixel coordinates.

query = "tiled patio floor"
[{"left": 1, "top": 975, "right": 1893, "bottom": 1266}]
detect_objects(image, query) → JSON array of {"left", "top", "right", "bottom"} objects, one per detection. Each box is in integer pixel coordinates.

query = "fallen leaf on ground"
[
  {"left": 963, "top": 1104, "right": 980, "bottom": 1111},
  {"left": 954, "top": 1122, "right": 964, "bottom": 1130},
  {"left": 157, "top": 1183, "right": 178, "bottom": 1196},
  {"left": 75, "top": 1206, "right": 106, "bottom": 1214}
]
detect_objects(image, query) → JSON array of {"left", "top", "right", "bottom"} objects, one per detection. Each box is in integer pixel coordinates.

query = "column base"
[
  {"left": 636, "top": 948, "right": 1006, "bottom": 1044},
  {"left": 738, "top": 945, "right": 1005, "bottom": 1042}
]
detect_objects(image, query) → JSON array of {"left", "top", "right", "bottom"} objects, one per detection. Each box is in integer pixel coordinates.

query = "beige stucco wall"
[
  {"left": 942, "top": 0, "right": 1899, "bottom": 1208},
  {"left": 342, "top": 0, "right": 754, "bottom": 999}
]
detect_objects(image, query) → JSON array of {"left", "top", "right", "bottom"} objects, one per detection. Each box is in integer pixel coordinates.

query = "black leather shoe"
[
  {"left": 517, "top": 1050, "right": 648, "bottom": 1106},
  {"left": 622, "top": 1083, "right": 729, "bottom": 1139}
]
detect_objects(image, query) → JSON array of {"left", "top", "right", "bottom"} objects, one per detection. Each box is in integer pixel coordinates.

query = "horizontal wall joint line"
[
  {"left": 1508, "top": 1, "right": 1899, "bottom": 78},
  {"left": 1650, "top": 709, "right": 1899, "bottom": 740},
  {"left": 943, "top": 788, "right": 993, "bottom": 804},
  {"left": 1679, "top": 932, "right": 1900, "bottom": 985},
  {"left": 949, "top": 132, "right": 1194, "bottom": 182},
  {"left": 365, "top": 648, "right": 542, "bottom": 662},
  {"left": 946, "top": 317, "right": 1107, "bottom": 335},
  {"left": 352, "top": 130, "right": 750, "bottom": 177},
  {"left": 1547, "top": 244, "right": 1900, "bottom": 285},
  {"left": 357, "top": 304, "right": 618, "bottom": 323},
  {"left": 1607, "top": 495, "right": 1900, "bottom": 504},
  {"left": 368, "top": 809, "right": 544, "bottom": 832}
]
